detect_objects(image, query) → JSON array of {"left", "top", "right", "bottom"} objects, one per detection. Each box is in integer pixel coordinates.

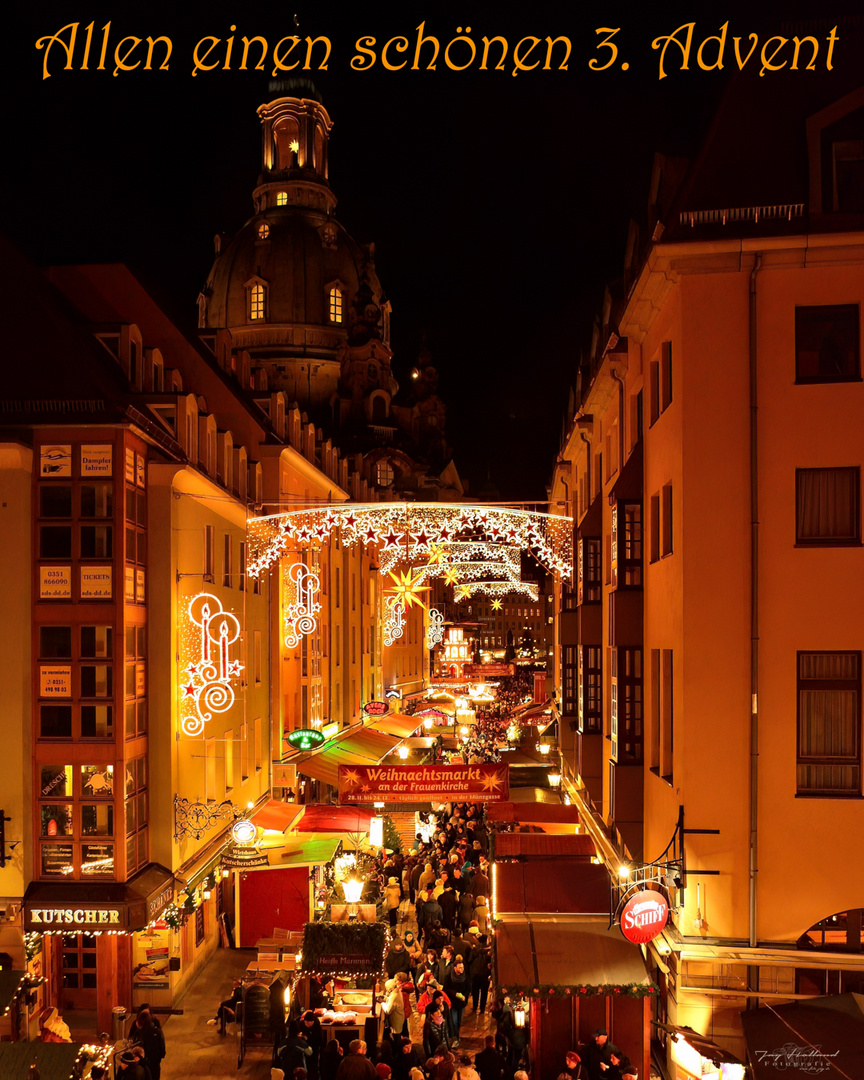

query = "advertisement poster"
[
  {"left": 80, "top": 444, "right": 113, "bottom": 476},
  {"left": 39, "top": 565, "right": 72, "bottom": 599}
]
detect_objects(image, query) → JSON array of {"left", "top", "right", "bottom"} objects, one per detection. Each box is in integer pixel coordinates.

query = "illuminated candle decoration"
[
  {"left": 283, "top": 561, "right": 321, "bottom": 648},
  {"left": 180, "top": 593, "right": 243, "bottom": 737},
  {"left": 426, "top": 608, "right": 445, "bottom": 650},
  {"left": 383, "top": 599, "right": 405, "bottom": 648}
]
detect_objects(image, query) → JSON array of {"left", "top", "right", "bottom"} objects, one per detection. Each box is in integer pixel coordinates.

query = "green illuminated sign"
[{"left": 286, "top": 728, "right": 326, "bottom": 751}]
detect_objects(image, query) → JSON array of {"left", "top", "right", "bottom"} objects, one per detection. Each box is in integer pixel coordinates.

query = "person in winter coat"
[
  {"left": 474, "top": 896, "right": 490, "bottom": 935},
  {"left": 384, "top": 877, "right": 402, "bottom": 928},
  {"left": 116, "top": 1050, "right": 150, "bottom": 1080},
  {"left": 129, "top": 1007, "right": 166, "bottom": 1080},
  {"left": 335, "top": 1040, "right": 378, "bottom": 1080},
  {"left": 457, "top": 891, "right": 475, "bottom": 932},
  {"left": 580, "top": 1029, "right": 612, "bottom": 1080},
  {"left": 393, "top": 1038, "right": 423, "bottom": 1080},
  {"left": 383, "top": 975, "right": 407, "bottom": 1039},
  {"left": 468, "top": 868, "right": 489, "bottom": 899},
  {"left": 469, "top": 943, "right": 491, "bottom": 1014},
  {"left": 455, "top": 1053, "right": 481, "bottom": 1080},
  {"left": 443, "top": 960, "right": 470, "bottom": 1044},
  {"left": 439, "top": 886, "right": 459, "bottom": 932},
  {"left": 434, "top": 945, "right": 454, "bottom": 986},
  {"left": 422, "top": 1008, "right": 449, "bottom": 1059},
  {"left": 418, "top": 862, "right": 435, "bottom": 893},
  {"left": 474, "top": 1036, "right": 506, "bottom": 1080},
  {"left": 384, "top": 938, "right": 412, "bottom": 980}
]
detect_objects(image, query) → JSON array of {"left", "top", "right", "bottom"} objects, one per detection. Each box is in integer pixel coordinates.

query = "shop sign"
[
  {"left": 29, "top": 907, "right": 121, "bottom": 926},
  {"left": 286, "top": 728, "right": 325, "bottom": 751},
  {"left": 136, "top": 453, "right": 146, "bottom": 487},
  {"left": 125, "top": 447, "right": 136, "bottom": 483},
  {"left": 125, "top": 566, "right": 135, "bottom": 601},
  {"left": 80, "top": 445, "right": 113, "bottom": 476},
  {"left": 81, "top": 566, "right": 112, "bottom": 599},
  {"left": 272, "top": 764, "right": 296, "bottom": 785},
  {"left": 39, "top": 566, "right": 72, "bottom": 599},
  {"left": 619, "top": 889, "right": 669, "bottom": 944},
  {"left": 40, "top": 444, "right": 71, "bottom": 477},
  {"left": 339, "top": 763, "right": 509, "bottom": 804},
  {"left": 463, "top": 663, "right": 515, "bottom": 677},
  {"left": 136, "top": 568, "right": 146, "bottom": 600},
  {"left": 231, "top": 819, "right": 257, "bottom": 845},
  {"left": 363, "top": 700, "right": 389, "bottom": 717},
  {"left": 222, "top": 851, "right": 270, "bottom": 869},
  {"left": 314, "top": 953, "right": 373, "bottom": 971},
  {"left": 148, "top": 885, "right": 175, "bottom": 922},
  {"left": 40, "top": 666, "right": 71, "bottom": 697}
]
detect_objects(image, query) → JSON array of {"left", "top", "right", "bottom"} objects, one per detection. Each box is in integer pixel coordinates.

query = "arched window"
[
  {"left": 276, "top": 191, "right": 288, "bottom": 206},
  {"left": 329, "top": 287, "right": 343, "bottom": 324},
  {"left": 250, "top": 283, "right": 265, "bottom": 321},
  {"left": 257, "top": 223, "right": 270, "bottom": 240}
]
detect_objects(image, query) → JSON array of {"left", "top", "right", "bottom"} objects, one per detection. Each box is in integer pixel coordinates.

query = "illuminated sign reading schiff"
[{"left": 286, "top": 727, "right": 326, "bottom": 751}]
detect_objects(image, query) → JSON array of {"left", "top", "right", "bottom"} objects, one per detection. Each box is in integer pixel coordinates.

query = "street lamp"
[
  {"left": 397, "top": 745, "right": 409, "bottom": 759},
  {"left": 548, "top": 771, "right": 561, "bottom": 787},
  {"left": 514, "top": 999, "right": 528, "bottom": 1028},
  {"left": 343, "top": 876, "right": 364, "bottom": 918},
  {"left": 423, "top": 717, "right": 434, "bottom": 731}
]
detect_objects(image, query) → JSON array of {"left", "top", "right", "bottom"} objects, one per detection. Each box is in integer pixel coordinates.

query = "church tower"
[{"left": 199, "top": 86, "right": 397, "bottom": 421}]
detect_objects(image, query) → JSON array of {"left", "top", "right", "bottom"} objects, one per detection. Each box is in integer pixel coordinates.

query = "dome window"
[
  {"left": 276, "top": 191, "right": 288, "bottom": 207},
  {"left": 257, "top": 223, "right": 270, "bottom": 240},
  {"left": 329, "top": 286, "right": 344, "bottom": 324},
  {"left": 249, "top": 283, "right": 266, "bottom": 322},
  {"left": 376, "top": 460, "right": 394, "bottom": 488}
]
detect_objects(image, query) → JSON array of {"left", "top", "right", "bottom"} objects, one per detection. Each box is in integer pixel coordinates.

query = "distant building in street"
[{"left": 550, "top": 69, "right": 864, "bottom": 1062}]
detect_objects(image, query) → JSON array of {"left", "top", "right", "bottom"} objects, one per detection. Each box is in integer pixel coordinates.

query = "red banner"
[
  {"left": 338, "top": 763, "right": 509, "bottom": 804},
  {"left": 463, "top": 663, "right": 515, "bottom": 677}
]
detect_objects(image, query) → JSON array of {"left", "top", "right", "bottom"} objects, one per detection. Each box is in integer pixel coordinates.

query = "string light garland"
[
  {"left": 453, "top": 580, "right": 539, "bottom": 602},
  {"left": 499, "top": 982, "right": 660, "bottom": 999},
  {"left": 179, "top": 593, "right": 243, "bottom": 737},
  {"left": 246, "top": 503, "right": 573, "bottom": 579}
]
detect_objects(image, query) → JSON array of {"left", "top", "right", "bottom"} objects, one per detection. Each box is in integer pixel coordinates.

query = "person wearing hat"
[
  {"left": 563, "top": 1050, "right": 587, "bottom": 1079},
  {"left": 581, "top": 1029, "right": 611, "bottom": 1080},
  {"left": 385, "top": 877, "right": 402, "bottom": 928},
  {"left": 384, "top": 937, "right": 412, "bottom": 979},
  {"left": 116, "top": 1050, "right": 150, "bottom": 1079}
]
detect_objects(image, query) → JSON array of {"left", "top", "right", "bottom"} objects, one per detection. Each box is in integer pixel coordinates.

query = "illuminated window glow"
[
  {"left": 329, "top": 287, "right": 343, "bottom": 324},
  {"left": 276, "top": 191, "right": 288, "bottom": 206},
  {"left": 250, "top": 283, "right": 265, "bottom": 321},
  {"left": 258, "top": 223, "right": 270, "bottom": 239}
]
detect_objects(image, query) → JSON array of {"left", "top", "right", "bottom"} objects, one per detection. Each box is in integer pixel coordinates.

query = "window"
[
  {"left": 796, "top": 467, "right": 860, "bottom": 545},
  {"left": 257, "top": 222, "right": 270, "bottom": 239},
  {"left": 577, "top": 537, "right": 601, "bottom": 604},
  {"left": 204, "top": 525, "right": 215, "bottom": 580},
  {"left": 254, "top": 630, "right": 262, "bottom": 684},
  {"left": 797, "top": 651, "right": 860, "bottom": 796},
  {"left": 661, "top": 649, "right": 674, "bottom": 780},
  {"left": 578, "top": 646, "right": 602, "bottom": 734},
  {"left": 249, "top": 283, "right": 265, "bottom": 321},
  {"left": 795, "top": 305, "right": 860, "bottom": 383},
  {"left": 276, "top": 191, "right": 288, "bottom": 206},
  {"left": 223, "top": 534, "right": 232, "bottom": 587},
  {"left": 562, "top": 646, "right": 577, "bottom": 715},
  {"left": 610, "top": 647, "right": 643, "bottom": 762},
  {"left": 224, "top": 730, "right": 234, "bottom": 791},
  {"left": 40, "top": 626, "right": 72, "bottom": 658},
  {"left": 661, "top": 484, "right": 673, "bottom": 557},
  {"left": 371, "top": 459, "right": 393, "bottom": 490},
  {"left": 329, "top": 287, "right": 343, "bottom": 324},
  {"left": 650, "top": 341, "right": 673, "bottom": 423},
  {"left": 240, "top": 722, "right": 249, "bottom": 781}
]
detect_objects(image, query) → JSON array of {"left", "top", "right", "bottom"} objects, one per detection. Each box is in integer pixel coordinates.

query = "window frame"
[
  {"left": 795, "top": 303, "right": 861, "bottom": 385},
  {"left": 797, "top": 650, "right": 862, "bottom": 798},
  {"left": 795, "top": 466, "right": 861, "bottom": 547}
]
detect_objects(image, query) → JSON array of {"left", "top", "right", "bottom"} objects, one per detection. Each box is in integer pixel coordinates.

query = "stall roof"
[
  {"left": 740, "top": 993, "right": 864, "bottom": 1078},
  {"left": 337, "top": 727, "right": 400, "bottom": 760},
  {"left": 293, "top": 805, "right": 373, "bottom": 834},
  {"left": 268, "top": 835, "right": 342, "bottom": 868},
  {"left": 0, "top": 1043, "right": 83, "bottom": 1080},
  {"left": 496, "top": 915, "right": 652, "bottom": 992},
  {"left": 296, "top": 746, "right": 369, "bottom": 788},
  {"left": 368, "top": 712, "right": 423, "bottom": 738},
  {"left": 494, "top": 833, "right": 595, "bottom": 858},
  {"left": 253, "top": 800, "right": 305, "bottom": 833},
  {"left": 488, "top": 801, "right": 583, "bottom": 824},
  {"left": 494, "top": 858, "right": 609, "bottom": 914}
]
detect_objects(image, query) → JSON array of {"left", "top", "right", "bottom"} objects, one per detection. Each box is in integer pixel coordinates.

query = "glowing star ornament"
[
  {"left": 492, "top": 599, "right": 503, "bottom": 611},
  {"left": 180, "top": 594, "right": 243, "bottom": 737},
  {"left": 443, "top": 566, "right": 460, "bottom": 587},
  {"left": 384, "top": 569, "right": 431, "bottom": 611},
  {"left": 480, "top": 769, "right": 508, "bottom": 794}
]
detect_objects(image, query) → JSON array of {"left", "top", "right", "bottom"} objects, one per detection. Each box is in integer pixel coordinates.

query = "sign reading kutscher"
[
  {"left": 619, "top": 889, "right": 669, "bottom": 944},
  {"left": 339, "top": 763, "right": 509, "bottom": 804}
]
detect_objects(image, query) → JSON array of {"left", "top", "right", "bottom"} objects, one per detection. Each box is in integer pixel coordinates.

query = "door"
[{"left": 61, "top": 933, "right": 98, "bottom": 1010}]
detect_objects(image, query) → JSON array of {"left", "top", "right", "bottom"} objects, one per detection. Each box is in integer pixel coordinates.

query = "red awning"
[
  {"left": 487, "top": 802, "right": 584, "bottom": 825},
  {"left": 494, "top": 859, "right": 610, "bottom": 914},
  {"left": 294, "top": 804, "right": 374, "bottom": 834},
  {"left": 494, "top": 833, "right": 595, "bottom": 858},
  {"left": 252, "top": 800, "right": 305, "bottom": 833}
]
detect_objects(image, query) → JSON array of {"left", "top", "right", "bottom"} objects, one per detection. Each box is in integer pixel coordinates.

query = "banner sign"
[
  {"left": 464, "top": 663, "right": 515, "bottom": 677},
  {"left": 339, "top": 763, "right": 509, "bottom": 804}
]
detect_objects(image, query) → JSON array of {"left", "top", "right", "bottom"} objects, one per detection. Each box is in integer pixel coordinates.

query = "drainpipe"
[
  {"left": 749, "top": 254, "right": 763, "bottom": 956},
  {"left": 610, "top": 364, "right": 626, "bottom": 475},
  {"left": 577, "top": 420, "right": 593, "bottom": 506}
]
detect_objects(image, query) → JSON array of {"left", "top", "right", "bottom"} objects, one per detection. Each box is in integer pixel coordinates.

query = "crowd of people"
[{"left": 556, "top": 1028, "right": 639, "bottom": 1080}]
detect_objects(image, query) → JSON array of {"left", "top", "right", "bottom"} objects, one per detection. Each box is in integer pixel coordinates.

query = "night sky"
[{"left": 1, "top": 1, "right": 847, "bottom": 498}]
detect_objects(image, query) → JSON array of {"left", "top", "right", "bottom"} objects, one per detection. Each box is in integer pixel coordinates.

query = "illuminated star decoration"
[
  {"left": 341, "top": 769, "right": 362, "bottom": 789},
  {"left": 289, "top": 139, "right": 300, "bottom": 153},
  {"left": 455, "top": 585, "right": 472, "bottom": 602},
  {"left": 480, "top": 769, "right": 507, "bottom": 794},
  {"left": 426, "top": 543, "right": 448, "bottom": 566},
  {"left": 491, "top": 599, "right": 503, "bottom": 611},
  {"left": 384, "top": 569, "right": 431, "bottom": 611},
  {"left": 443, "top": 566, "right": 460, "bottom": 587}
]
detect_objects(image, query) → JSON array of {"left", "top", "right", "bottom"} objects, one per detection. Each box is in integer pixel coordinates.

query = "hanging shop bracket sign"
[{"left": 338, "top": 763, "right": 509, "bottom": 804}]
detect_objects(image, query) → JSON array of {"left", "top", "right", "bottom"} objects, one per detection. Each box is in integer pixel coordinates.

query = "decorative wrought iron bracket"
[{"left": 173, "top": 795, "right": 242, "bottom": 842}]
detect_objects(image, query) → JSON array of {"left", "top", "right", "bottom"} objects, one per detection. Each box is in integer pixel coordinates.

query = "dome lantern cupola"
[{"left": 254, "top": 93, "right": 336, "bottom": 215}]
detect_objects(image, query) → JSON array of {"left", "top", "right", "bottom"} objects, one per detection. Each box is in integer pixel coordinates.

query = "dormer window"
[
  {"left": 257, "top": 223, "right": 270, "bottom": 240},
  {"left": 276, "top": 191, "right": 288, "bottom": 206},
  {"left": 376, "top": 460, "right": 394, "bottom": 488},
  {"left": 246, "top": 278, "right": 268, "bottom": 323},
  {"left": 329, "top": 287, "right": 343, "bottom": 324}
]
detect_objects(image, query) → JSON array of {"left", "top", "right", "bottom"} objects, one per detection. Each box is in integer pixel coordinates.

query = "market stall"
[{"left": 294, "top": 921, "right": 387, "bottom": 1049}]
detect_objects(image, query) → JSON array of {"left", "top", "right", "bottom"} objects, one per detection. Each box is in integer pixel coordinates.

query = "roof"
[
  {"left": 740, "top": 993, "right": 864, "bottom": 1078},
  {"left": 252, "top": 800, "right": 305, "bottom": 833},
  {"left": 368, "top": 712, "right": 423, "bottom": 738},
  {"left": 494, "top": 834, "right": 595, "bottom": 859},
  {"left": 266, "top": 835, "right": 342, "bottom": 868},
  {"left": 296, "top": 746, "right": 370, "bottom": 788},
  {"left": 337, "top": 728, "right": 399, "bottom": 760},
  {"left": 495, "top": 916, "right": 651, "bottom": 992},
  {"left": 0, "top": 1043, "right": 83, "bottom": 1080},
  {"left": 293, "top": 805, "right": 373, "bottom": 834},
  {"left": 494, "top": 859, "right": 609, "bottom": 915},
  {"left": 487, "top": 801, "right": 583, "bottom": 824}
]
